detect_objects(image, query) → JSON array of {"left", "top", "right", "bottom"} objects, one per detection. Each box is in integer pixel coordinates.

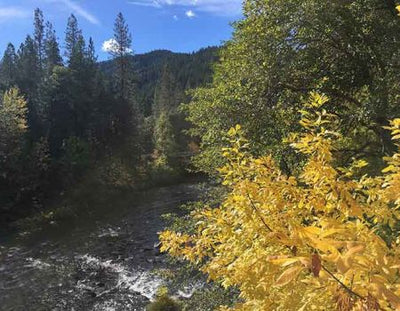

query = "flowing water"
[{"left": 0, "top": 181, "right": 201, "bottom": 311}]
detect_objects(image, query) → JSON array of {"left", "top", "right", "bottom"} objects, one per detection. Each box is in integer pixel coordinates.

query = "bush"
[
  {"left": 146, "top": 288, "right": 181, "bottom": 311},
  {"left": 160, "top": 94, "right": 400, "bottom": 310}
]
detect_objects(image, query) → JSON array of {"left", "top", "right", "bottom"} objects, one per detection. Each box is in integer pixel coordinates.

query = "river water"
[{"left": 0, "top": 182, "right": 201, "bottom": 311}]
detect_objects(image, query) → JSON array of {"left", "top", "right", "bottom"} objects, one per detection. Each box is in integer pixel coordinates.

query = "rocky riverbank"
[{"left": 0, "top": 182, "right": 201, "bottom": 311}]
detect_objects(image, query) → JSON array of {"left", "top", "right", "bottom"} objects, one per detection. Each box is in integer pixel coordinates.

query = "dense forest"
[
  {"left": 0, "top": 9, "right": 217, "bottom": 229},
  {"left": 101, "top": 48, "right": 219, "bottom": 116}
]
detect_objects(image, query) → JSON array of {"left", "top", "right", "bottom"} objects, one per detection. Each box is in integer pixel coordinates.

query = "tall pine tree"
[
  {"left": 108, "top": 13, "right": 137, "bottom": 137},
  {"left": 153, "top": 64, "right": 183, "bottom": 117},
  {"left": 33, "top": 8, "right": 45, "bottom": 73},
  {"left": 44, "top": 21, "right": 62, "bottom": 75},
  {"left": 111, "top": 12, "right": 133, "bottom": 100},
  {"left": 16, "top": 36, "right": 39, "bottom": 98},
  {"left": 64, "top": 14, "right": 83, "bottom": 65},
  {"left": 0, "top": 44, "right": 17, "bottom": 91}
]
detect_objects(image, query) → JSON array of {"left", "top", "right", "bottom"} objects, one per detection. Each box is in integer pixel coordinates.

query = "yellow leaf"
[{"left": 274, "top": 265, "right": 303, "bottom": 287}]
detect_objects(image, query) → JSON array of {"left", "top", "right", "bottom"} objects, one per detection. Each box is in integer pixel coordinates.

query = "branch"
[
  {"left": 246, "top": 192, "right": 366, "bottom": 301},
  {"left": 322, "top": 265, "right": 364, "bottom": 300},
  {"left": 246, "top": 193, "right": 273, "bottom": 232}
]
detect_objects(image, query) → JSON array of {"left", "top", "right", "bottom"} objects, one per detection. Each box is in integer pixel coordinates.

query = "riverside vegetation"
[{"left": 159, "top": 1, "right": 400, "bottom": 310}]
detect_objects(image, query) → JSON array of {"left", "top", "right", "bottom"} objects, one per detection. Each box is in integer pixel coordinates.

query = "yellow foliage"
[
  {"left": 160, "top": 93, "right": 400, "bottom": 310},
  {"left": 1, "top": 88, "right": 28, "bottom": 133}
]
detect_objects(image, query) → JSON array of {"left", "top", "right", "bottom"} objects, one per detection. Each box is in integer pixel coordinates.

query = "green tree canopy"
[{"left": 185, "top": 0, "right": 400, "bottom": 175}]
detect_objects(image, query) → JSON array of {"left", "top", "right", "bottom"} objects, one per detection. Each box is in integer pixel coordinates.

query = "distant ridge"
[{"left": 100, "top": 46, "right": 220, "bottom": 115}]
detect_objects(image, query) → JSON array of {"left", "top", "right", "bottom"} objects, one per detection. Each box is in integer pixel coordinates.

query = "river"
[{"left": 0, "top": 181, "right": 201, "bottom": 311}]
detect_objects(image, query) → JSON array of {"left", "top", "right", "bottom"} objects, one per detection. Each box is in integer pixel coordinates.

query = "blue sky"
[{"left": 0, "top": 0, "right": 241, "bottom": 60}]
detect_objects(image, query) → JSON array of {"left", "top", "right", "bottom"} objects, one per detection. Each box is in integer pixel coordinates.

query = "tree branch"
[{"left": 322, "top": 265, "right": 364, "bottom": 300}]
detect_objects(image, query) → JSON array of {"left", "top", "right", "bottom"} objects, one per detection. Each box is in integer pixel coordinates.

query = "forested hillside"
[
  {"left": 100, "top": 47, "right": 219, "bottom": 116},
  {"left": 0, "top": 9, "right": 217, "bottom": 229}
]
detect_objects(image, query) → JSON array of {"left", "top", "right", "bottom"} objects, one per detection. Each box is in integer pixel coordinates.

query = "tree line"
[{"left": 0, "top": 9, "right": 216, "bottom": 226}]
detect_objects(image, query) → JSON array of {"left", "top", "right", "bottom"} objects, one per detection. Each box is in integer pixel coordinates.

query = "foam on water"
[
  {"left": 97, "top": 228, "right": 120, "bottom": 238},
  {"left": 92, "top": 299, "right": 142, "bottom": 311},
  {"left": 78, "top": 254, "right": 163, "bottom": 301},
  {"left": 25, "top": 257, "right": 51, "bottom": 269},
  {"left": 177, "top": 281, "right": 204, "bottom": 299}
]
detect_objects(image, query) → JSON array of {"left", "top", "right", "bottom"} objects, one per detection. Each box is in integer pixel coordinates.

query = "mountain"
[{"left": 100, "top": 46, "right": 220, "bottom": 116}]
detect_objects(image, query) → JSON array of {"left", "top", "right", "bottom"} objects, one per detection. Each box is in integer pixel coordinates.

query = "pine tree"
[
  {"left": 44, "top": 21, "right": 62, "bottom": 75},
  {"left": 111, "top": 12, "right": 133, "bottom": 100},
  {"left": 153, "top": 110, "right": 178, "bottom": 166},
  {"left": 32, "top": 21, "right": 62, "bottom": 138},
  {"left": 33, "top": 8, "right": 45, "bottom": 73},
  {"left": 107, "top": 12, "right": 138, "bottom": 138},
  {"left": 70, "top": 34, "right": 86, "bottom": 71},
  {"left": 0, "top": 44, "right": 17, "bottom": 90},
  {"left": 46, "top": 66, "right": 76, "bottom": 154},
  {"left": 64, "top": 14, "right": 83, "bottom": 64},
  {"left": 16, "top": 36, "right": 39, "bottom": 97},
  {"left": 86, "top": 37, "right": 97, "bottom": 65},
  {"left": 85, "top": 37, "right": 99, "bottom": 84},
  {"left": 153, "top": 64, "right": 182, "bottom": 117},
  {"left": 16, "top": 36, "right": 43, "bottom": 140}
]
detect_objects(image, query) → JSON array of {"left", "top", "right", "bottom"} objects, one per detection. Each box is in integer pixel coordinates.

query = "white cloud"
[
  {"left": 185, "top": 10, "right": 195, "bottom": 18},
  {"left": 102, "top": 38, "right": 118, "bottom": 53},
  {"left": 128, "top": 0, "right": 242, "bottom": 16},
  {"left": 43, "top": 0, "right": 100, "bottom": 25},
  {"left": 61, "top": 0, "right": 99, "bottom": 25},
  {"left": 173, "top": 14, "right": 178, "bottom": 20},
  {"left": 102, "top": 38, "right": 133, "bottom": 54},
  {"left": 0, "top": 7, "right": 29, "bottom": 22},
  {"left": 127, "top": 0, "right": 162, "bottom": 8}
]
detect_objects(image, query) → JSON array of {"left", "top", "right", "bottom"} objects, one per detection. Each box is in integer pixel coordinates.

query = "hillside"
[{"left": 100, "top": 47, "right": 219, "bottom": 115}]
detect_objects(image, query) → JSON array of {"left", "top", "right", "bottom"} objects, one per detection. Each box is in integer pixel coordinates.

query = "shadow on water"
[{"left": 0, "top": 179, "right": 202, "bottom": 311}]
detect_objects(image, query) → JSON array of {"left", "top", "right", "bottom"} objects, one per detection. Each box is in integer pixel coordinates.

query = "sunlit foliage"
[
  {"left": 161, "top": 93, "right": 400, "bottom": 310},
  {"left": 185, "top": 0, "right": 400, "bottom": 176},
  {"left": 0, "top": 88, "right": 28, "bottom": 180}
]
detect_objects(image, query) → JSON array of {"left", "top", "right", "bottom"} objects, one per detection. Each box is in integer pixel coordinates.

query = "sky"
[{"left": 0, "top": 0, "right": 242, "bottom": 60}]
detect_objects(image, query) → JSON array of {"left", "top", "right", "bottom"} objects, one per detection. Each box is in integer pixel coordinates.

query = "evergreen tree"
[
  {"left": 86, "top": 37, "right": 97, "bottom": 66},
  {"left": 31, "top": 22, "right": 62, "bottom": 139},
  {"left": 44, "top": 21, "right": 62, "bottom": 74},
  {"left": 16, "top": 36, "right": 39, "bottom": 98},
  {"left": 111, "top": 12, "right": 133, "bottom": 100},
  {"left": 153, "top": 64, "right": 183, "bottom": 117},
  {"left": 83, "top": 37, "right": 105, "bottom": 134},
  {"left": 153, "top": 110, "right": 178, "bottom": 167},
  {"left": 64, "top": 14, "right": 82, "bottom": 64},
  {"left": 33, "top": 8, "right": 45, "bottom": 73},
  {"left": 46, "top": 66, "right": 76, "bottom": 154},
  {"left": 70, "top": 34, "right": 86, "bottom": 71},
  {"left": 0, "top": 44, "right": 17, "bottom": 90},
  {"left": 63, "top": 15, "right": 92, "bottom": 137},
  {"left": 107, "top": 12, "right": 137, "bottom": 138}
]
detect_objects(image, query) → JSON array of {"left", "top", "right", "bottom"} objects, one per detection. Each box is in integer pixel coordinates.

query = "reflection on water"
[{"left": 0, "top": 182, "right": 201, "bottom": 311}]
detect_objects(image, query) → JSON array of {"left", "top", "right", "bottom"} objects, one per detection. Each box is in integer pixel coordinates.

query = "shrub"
[{"left": 160, "top": 93, "right": 400, "bottom": 310}]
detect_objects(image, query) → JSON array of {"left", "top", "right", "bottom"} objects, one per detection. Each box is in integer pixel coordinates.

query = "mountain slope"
[{"left": 100, "top": 46, "right": 220, "bottom": 115}]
